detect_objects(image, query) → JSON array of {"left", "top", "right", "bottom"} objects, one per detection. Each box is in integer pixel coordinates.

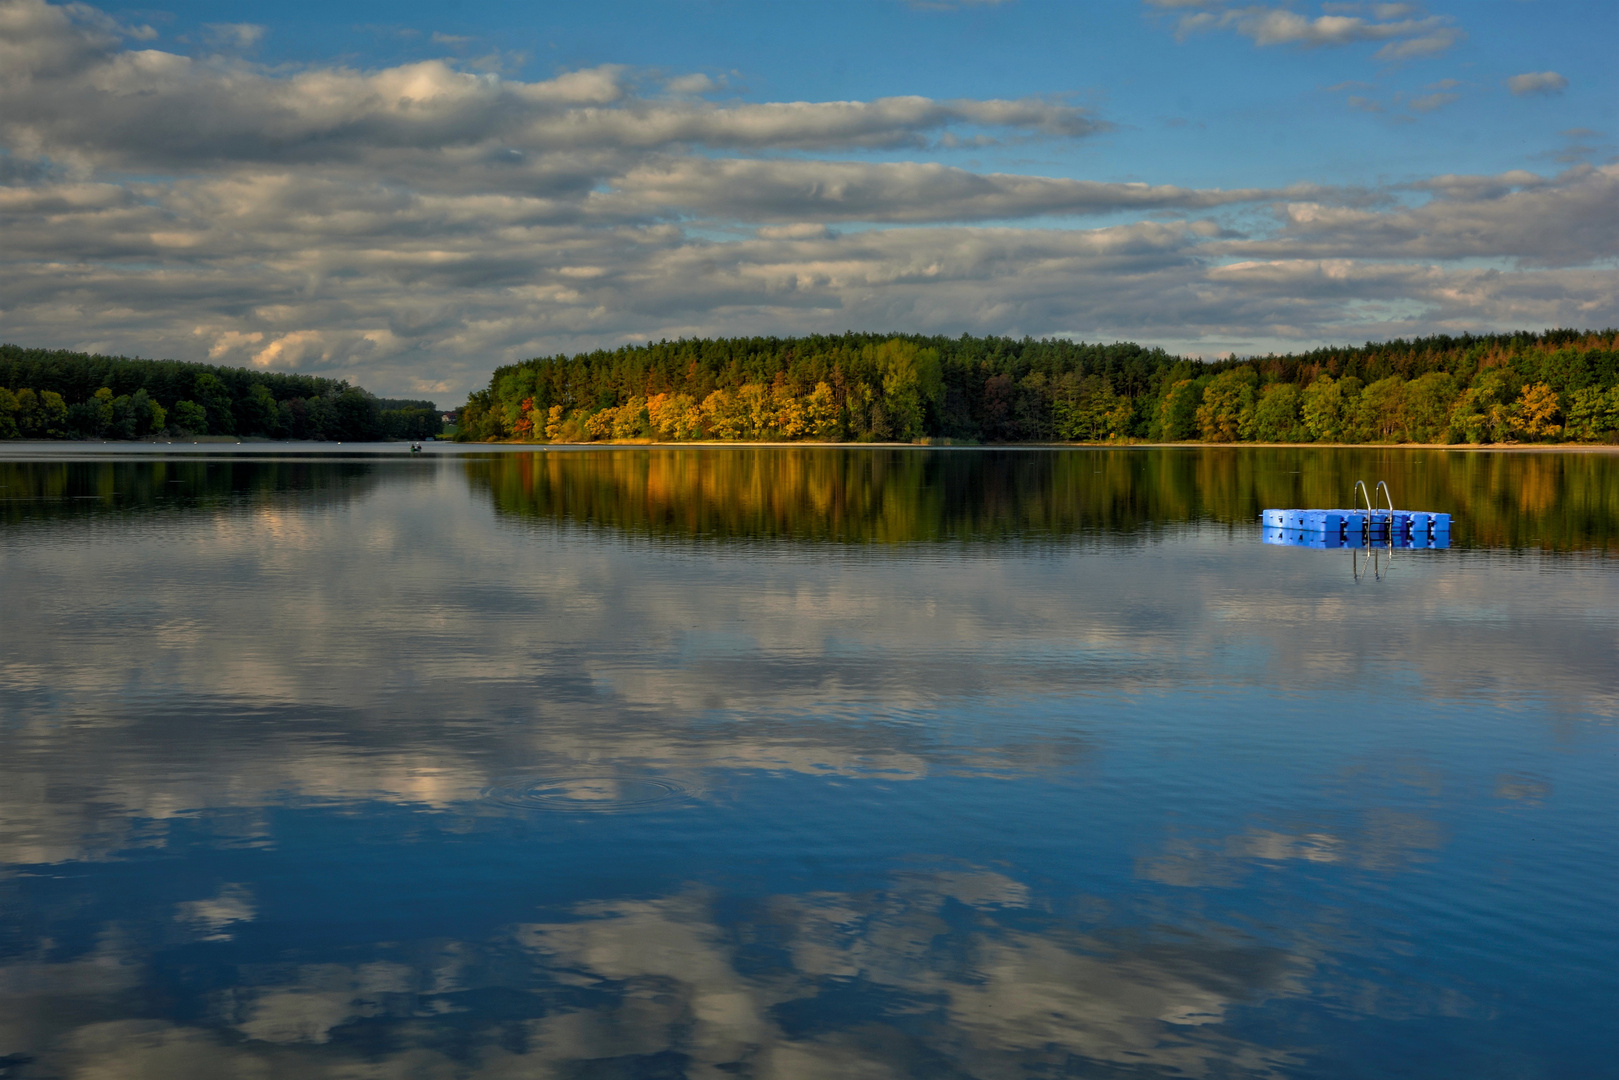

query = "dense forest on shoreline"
[
  {"left": 0, "top": 346, "right": 442, "bottom": 441},
  {"left": 455, "top": 330, "right": 1619, "bottom": 446}
]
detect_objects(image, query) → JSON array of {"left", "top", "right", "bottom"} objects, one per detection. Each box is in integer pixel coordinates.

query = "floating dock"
[{"left": 1261, "top": 508, "right": 1450, "bottom": 549}]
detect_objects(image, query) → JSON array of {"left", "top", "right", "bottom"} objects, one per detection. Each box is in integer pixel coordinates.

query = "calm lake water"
[{"left": 0, "top": 445, "right": 1614, "bottom": 1079}]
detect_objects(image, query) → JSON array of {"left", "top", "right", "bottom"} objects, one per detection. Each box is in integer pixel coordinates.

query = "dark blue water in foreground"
[{"left": 0, "top": 446, "right": 1614, "bottom": 1079}]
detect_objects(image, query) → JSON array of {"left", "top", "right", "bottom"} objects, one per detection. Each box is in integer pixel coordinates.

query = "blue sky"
[
  {"left": 140, "top": 0, "right": 1613, "bottom": 185},
  {"left": 2, "top": 0, "right": 1614, "bottom": 403}
]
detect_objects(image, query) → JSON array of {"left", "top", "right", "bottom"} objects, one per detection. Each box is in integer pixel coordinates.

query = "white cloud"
[
  {"left": 663, "top": 72, "right": 719, "bottom": 95},
  {"left": 201, "top": 22, "right": 264, "bottom": 50},
  {"left": 1325, "top": 75, "right": 1468, "bottom": 120},
  {"left": 0, "top": 0, "right": 1613, "bottom": 401},
  {"left": 5, "top": 166, "right": 1612, "bottom": 399},
  {"left": 1256, "top": 165, "right": 1618, "bottom": 266},
  {"left": 1506, "top": 71, "right": 1568, "bottom": 96},
  {"left": 1406, "top": 91, "right": 1457, "bottom": 112},
  {"left": 0, "top": 0, "right": 1102, "bottom": 168},
  {"left": 596, "top": 157, "right": 1325, "bottom": 223},
  {"left": 203, "top": 328, "right": 263, "bottom": 357},
  {"left": 1152, "top": 1, "right": 1463, "bottom": 60}
]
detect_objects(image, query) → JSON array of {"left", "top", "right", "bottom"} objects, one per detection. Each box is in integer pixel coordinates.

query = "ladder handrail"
[
  {"left": 1354, "top": 480, "right": 1372, "bottom": 516},
  {"left": 1352, "top": 543, "right": 1382, "bottom": 582},
  {"left": 1351, "top": 479, "right": 1397, "bottom": 573},
  {"left": 1376, "top": 480, "right": 1396, "bottom": 568},
  {"left": 1354, "top": 481, "right": 1373, "bottom": 532}
]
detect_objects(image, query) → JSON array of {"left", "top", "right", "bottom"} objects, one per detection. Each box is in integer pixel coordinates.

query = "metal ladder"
[
  {"left": 1352, "top": 480, "right": 1396, "bottom": 581},
  {"left": 1353, "top": 480, "right": 1396, "bottom": 540}
]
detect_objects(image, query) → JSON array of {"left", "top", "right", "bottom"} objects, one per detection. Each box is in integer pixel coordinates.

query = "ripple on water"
[{"left": 484, "top": 774, "right": 696, "bottom": 813}]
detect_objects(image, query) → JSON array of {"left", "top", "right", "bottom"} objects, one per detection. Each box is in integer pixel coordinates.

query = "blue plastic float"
[{"left": 1262, "top": 481, "right": 1450, "bottom": 550}]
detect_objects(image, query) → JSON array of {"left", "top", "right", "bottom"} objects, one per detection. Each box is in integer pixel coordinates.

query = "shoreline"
[
  {"left": 455, "top": 439, "right": 1619, "bottom": 453},
  {"left": 0, "top": 438, "right": 1616, "bottom": 458}
]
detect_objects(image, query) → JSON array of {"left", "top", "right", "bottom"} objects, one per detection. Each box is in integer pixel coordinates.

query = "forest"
[
  {"left": 0, "top": 346, "right": 442, "bottom": 441},
  {"left": 454, "top": 330, "right": 1619, "bottom": 446}
]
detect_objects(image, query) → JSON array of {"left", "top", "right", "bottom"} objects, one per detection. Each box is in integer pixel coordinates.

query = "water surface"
[{"left": 0, "top": 446, "right": 1614, "bottom": 1079}]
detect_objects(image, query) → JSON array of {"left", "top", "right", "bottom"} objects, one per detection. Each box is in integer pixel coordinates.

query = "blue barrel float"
[{"left": 1261, "top": 507, "right": 1451, "bottom": 549}]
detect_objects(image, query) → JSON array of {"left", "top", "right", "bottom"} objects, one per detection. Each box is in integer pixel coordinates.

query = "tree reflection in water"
[{"left": 468, "top": 446, "right": 1617, "bottom": 551}]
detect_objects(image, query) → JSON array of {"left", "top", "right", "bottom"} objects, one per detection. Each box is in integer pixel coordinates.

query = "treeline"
[
  {"left": 456, "top": 330, "right": 1619, "bottom": 445},
  {"left": 0, "top": 346, "right": 442, "bottom": 441}
]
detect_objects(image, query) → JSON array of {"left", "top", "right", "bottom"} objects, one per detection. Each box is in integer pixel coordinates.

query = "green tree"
[
  {"left": 455, "top": 390, "right": 501, "bottom": 442},
  {"left": 14, "top": 389, "right": 69, "bottom": 437},
  {"left": 1301, "top": 375, "right": 1363, "bottom": 443},
  {"left": 108, "top": 393, "right": 139, "bottom": 439},
  {"left": 1053, "top": 374, "right": 1125, "bottom": 441},
  {"left": 867, "top": 339, "right": 943, "bottom": 441},
  {"left": 1404, "top": 372, "right": 1457, "bottom": 442},
  {"left": 91, "top": 387, "right": 115, "bottom": 435},
  {"left": 305, "top": 396, "right": 340, "bottom": 439},
  {"left": 330, "top": 389, "right": 380, "bottom": 440},
  {"left": 1155, "top": 379, "right": 1202, "bottom": 441},
  {"left": 66, "top": 400, "right": 101, "bottom": 437},
  {"left": 0, "top": 388, "right": 18, "bottom": 439},
  {"left": 378, "top": 406, "right": 443, "bottom": 441},
  {"left": 1450, "top": 368, "right": 1516, "bottom": 444},
  {"left": 237, "top": 384, "right": 280, "bottom": 436},
  {"left": 15, "top": 389, "right": 42, "bottom": 436},
  {"left": 1353, "top": 376, "right": 1408, "bottom": 442},
  {"left": 1195, "top": 368, "right": 1257, "bottom": 442},
  {"left": 193, "top": 373, "right": 235, "bottom": 435},
  {"left": 1562, "top": 386, "right": 1619, "bottom": 442},
  {"left": 170, "top": 399, "right": 208, "bottom": 435},
  {"left": 277, "top": 398, "right": 310, "bottom": 439},
  {"left": 67, "top": 387, "right": 115, "bottom": 438},
  {"left": 1250, "top": 383, "right": 1305, "bottom": 442},
  {"left": 40, "top": 391, "right": 68, "bottom": 437},
  {"left": 135, "top": 390, "right": 166, "bottom": 436}
]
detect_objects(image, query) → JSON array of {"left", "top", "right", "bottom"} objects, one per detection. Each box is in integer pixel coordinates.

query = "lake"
[{"left": 0, "top": 444, "right": 1614, "bottom": 1079}]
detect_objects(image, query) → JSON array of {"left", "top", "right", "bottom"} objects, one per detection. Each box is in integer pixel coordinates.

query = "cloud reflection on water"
[
  {"left": 0, "top": 449, "right": 1612, "bottom": 1077},
  {"left": 0, "top": 452, "right": 1612, "bottom": 872},
  {"left": 3, "top": 870, "right": 1305, "bottom": 1079}
]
